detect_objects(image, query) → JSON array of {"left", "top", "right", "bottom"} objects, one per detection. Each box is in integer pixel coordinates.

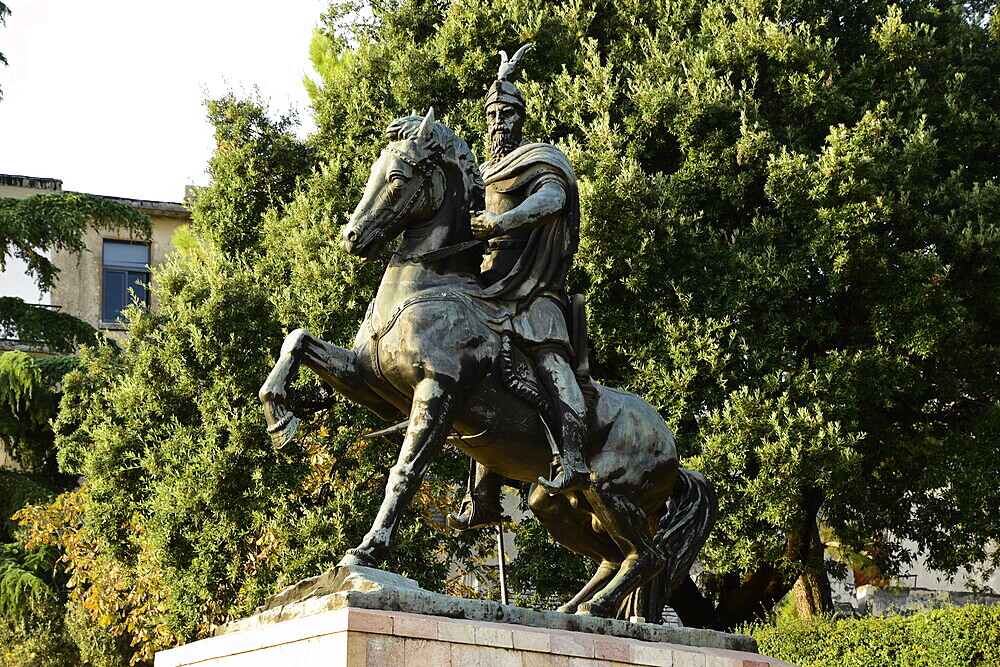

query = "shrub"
[{"left": 750, "top": 604, "right": 1000, "bottom": 666}]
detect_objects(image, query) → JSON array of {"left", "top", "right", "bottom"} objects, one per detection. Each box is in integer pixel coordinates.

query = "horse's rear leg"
[
  {"left": 259, "top": 328, "right": 397, "bottom": 448},
  {"left": 576, "top": 487, "right": 667, "bottom": 618},
  {"left": 340, "top": 377, "right": 455, "bottom": 567},
  {"left": 528, "top": 485, "right": 623, "bottom": 613},
  {"left": 561, "top": 562, "right": 619, "bottom": 614}
]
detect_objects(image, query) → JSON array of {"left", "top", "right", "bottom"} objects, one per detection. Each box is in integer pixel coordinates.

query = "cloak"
[{"left": 478, "top": 143, "right": 579, "bottom": 311}]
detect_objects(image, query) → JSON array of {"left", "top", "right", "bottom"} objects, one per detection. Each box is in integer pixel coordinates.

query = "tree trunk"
[
  {"left": 712, "top": 565, "right": 792, "bottom": 629},
  {"left": 793, "top": 515, "right": 833, "bottom": 619},
  {"left": 671, "top": 487, "right": 833, "bottom": 629}
]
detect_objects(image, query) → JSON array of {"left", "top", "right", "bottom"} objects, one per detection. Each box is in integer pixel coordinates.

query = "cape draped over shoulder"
[{"left": 478, "top": 143, "right": 580, "bottom": 310}]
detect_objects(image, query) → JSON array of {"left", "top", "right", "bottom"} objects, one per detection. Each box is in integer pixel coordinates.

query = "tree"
[
  {"left": 17, "top": 2, "right": 998, "bottom": 663},
  {"left": 0, "top": 192, "right": 149, "bottom": 479},
  {"left": 192, "top": 95, "right": 318, "bottom": 255},
  {"left": 0, "top": 1, "right": 9, "bottom": 100},
  {"left": 298, "top": 0, "right": 999, "bottom": 628},
  {"left": 0, "top": 189, "right": 149, "bottom": 459},
  {"left": 0, "top": 151, "right": 151, "bottom": 666}
]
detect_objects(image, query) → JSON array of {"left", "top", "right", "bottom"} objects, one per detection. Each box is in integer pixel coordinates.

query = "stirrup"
[{"left": 447, "top": 499, "right": 504, "bottom": 531}]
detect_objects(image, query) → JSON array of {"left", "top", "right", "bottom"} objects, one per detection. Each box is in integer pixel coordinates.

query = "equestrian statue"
[{"left": 258, "top": 46, "right": 717, "bottom": 621}]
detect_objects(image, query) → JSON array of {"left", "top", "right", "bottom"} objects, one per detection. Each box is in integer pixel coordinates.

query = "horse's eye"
[{"left": 388, "top": 172, "right": 408, "bottom": 186}]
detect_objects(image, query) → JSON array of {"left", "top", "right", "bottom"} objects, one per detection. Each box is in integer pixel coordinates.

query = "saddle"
[{"left": 367, "top": 286, "right": 597, "bottom": 417}]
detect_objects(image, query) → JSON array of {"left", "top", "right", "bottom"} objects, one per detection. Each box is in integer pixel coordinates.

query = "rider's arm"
[
  {"left": 497, "top": 181, "right": 566, "bottom": 232},
  {"left": 471, "top": 181, "right": 566, "bottom": 239}
]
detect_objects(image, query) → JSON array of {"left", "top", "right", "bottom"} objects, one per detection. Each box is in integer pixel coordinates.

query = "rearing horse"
[{"left": 259, "top": 110, "right": 717, "bottom": 618}]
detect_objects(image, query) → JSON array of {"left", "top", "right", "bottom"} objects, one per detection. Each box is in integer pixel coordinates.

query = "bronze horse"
[{"left": 259, "top": 111, "right": 716, "bottom": 619}]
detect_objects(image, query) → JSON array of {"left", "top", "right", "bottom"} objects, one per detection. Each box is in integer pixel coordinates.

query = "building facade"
[
  {"left": 0, "top": 173, "right": 191, "bottom": 340},
  {"left": 1, "top": 174, "right": 191, "bottom": 471}
]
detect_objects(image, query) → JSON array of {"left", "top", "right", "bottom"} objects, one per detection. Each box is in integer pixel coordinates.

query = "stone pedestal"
[
  {"left": 155, "top": 606, "right": 795, "bottom": 666},
  {"left": 154, "top": 566, "right": 796, "bottom": 666}
]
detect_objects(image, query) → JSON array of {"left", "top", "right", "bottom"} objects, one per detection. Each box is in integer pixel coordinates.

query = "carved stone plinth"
[
  {"left": 153, "top": 567, "right": 797, "bottom": 666},
  {"left": 155, "top": 606, "right": 799, "bottom": 667}
]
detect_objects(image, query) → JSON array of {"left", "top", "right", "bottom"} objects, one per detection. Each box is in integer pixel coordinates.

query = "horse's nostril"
[{"left": 347, "top": 230, "right": 358, "bottom": 242}]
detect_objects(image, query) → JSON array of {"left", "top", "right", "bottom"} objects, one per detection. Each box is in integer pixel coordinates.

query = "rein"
[{"left": 390, "top": 238, "right": 484, "bottom": 266}]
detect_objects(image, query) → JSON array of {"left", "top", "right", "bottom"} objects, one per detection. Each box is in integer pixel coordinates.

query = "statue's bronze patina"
[{"left": 259, "top": 49, "right": 717, "bottom": 621}]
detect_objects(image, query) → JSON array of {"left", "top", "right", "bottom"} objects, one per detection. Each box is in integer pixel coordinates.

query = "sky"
[{"left": 0, "top": 0, "right": 328, "bottom": 300}]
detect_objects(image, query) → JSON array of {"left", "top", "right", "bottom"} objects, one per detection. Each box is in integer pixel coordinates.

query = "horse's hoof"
[
  {"left": 267, "top": 413, "right": 301, "bottom": 450},
  {"left": 576, "top": 600, "right": 609, "bottom": 617},
  {"left": 556, "top": 602, "right": 577, "bottom": 614},
  {"left": 338, "top": 548, "right": 376, "bottom": 568}
]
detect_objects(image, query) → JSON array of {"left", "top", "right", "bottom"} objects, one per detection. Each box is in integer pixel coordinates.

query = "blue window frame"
[{"left": 102, "top": 240, "right": 150, "bottom": 324}]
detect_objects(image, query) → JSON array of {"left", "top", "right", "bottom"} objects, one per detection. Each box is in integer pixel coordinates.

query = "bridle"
[
  {"left": 390, "top": 238, "right": 484, "bottom": 266},
  {"left": 355, "top": 143, "right": 440, "bottom": 250},
  {"left": 366, "top": 142, "right": 483, "bottom": 267}
]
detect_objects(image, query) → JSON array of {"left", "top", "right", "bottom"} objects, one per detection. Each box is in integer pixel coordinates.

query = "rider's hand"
[{"left": 470, "top": 210, "right": 505, "bottom": 239}]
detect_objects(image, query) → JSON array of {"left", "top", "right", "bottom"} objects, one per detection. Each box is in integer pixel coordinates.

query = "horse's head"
[
  {"left": 342, "top": 109, "right": 445, "bottom": 259},
  {"left": 342, "top": 108, "right": 484, "bottom": 260}
]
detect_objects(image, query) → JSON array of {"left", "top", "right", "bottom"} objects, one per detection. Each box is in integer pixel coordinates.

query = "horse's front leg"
[
  {"left": 259, "top": 328, "right": 398, "bottom": 449},
  {"left": 339, "top": 377, "right": 455, "bottom": 567}
]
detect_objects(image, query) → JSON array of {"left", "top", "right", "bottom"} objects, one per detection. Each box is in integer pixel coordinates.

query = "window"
[{"left": 102, "top": 240, "right": 150, "bottom": 324}]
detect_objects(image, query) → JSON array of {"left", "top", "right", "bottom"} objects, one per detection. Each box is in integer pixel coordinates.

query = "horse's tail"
[
  {"left": 619, "top": 468, "right": 718, "bottom": 624},
  {"left": 655, "top": 468, "right": 718, "bottom": 592}
]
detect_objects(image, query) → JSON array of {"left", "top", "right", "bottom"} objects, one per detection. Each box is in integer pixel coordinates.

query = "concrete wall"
[
  {"left": 49, "top": 202, "right": 188, "bottom": 337},
  {"left": 0, "top": 173, "right": 63, "bottom": 197},
  {"left": 861, "top": 586, "right": 1000, "bottom": 616}
]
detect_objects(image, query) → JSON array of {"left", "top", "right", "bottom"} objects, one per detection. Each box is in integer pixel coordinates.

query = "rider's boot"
[
  {"left": 537, "top": 404, "right": 591, "bottom": 495},
  {"left": 448, "top": 463, "right": 504, "bottom": 530}
]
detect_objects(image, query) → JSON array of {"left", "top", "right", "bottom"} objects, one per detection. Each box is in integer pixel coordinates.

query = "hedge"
[{"left": 750, "top": 604, "right": 1000, "bottom": 666}]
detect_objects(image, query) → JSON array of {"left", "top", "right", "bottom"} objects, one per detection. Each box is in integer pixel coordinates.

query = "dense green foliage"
[
  {"left": 0, "top": 188, "right": 149, "bottom": 474},
  {"left": 0, "top": 475, "right": 120, "bottom": 666},
  {"left": 0, "top": 352, "right": 79, "bottom": 475},
  {"left": 300, "top": 0, "right": 1000, "bottom": 627},
  {"left": 0, "top": 596, "right": 78, "bottom": 667},
  {"left": 0, "top": 190, "right": 148, "bottom": 477},
  {"left": 0, "top": 541, "right": 60, "bottom": 620},
  {"left": 192, "top": 95, "right": 318, "bottom": 254},
  {"left": 0, "top": 471, "right": 53, "bottom": 541},
  {"left": 750, "top": 605, "right": 1000, "bottom": 666},
  {"left": 507, "top": 512, "right": 594, "bottom": 606},
  {"left": 0, "top": 595, "right": 127, "bottom": 667},
  {"left": 0, "top": 297, "right": 98, "bottom": 352},
  {"left": 11, "top": 0, "right": 996, "bottom": 658}
]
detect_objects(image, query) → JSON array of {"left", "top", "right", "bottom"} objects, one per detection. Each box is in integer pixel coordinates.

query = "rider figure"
[{"left": 449, "top": 45, "right": 592, "bottom": 530}]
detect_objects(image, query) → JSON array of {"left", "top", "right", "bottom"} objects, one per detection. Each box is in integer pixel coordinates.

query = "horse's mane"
[{"left": 385, "top": 115, "right": 486, "bottom": 211}]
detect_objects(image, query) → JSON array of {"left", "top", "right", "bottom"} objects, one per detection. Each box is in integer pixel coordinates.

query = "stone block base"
[{"left": 155, "top": 607, "right": 796, "bottom": 666}]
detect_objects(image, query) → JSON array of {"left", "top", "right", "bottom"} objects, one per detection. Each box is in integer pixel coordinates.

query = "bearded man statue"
[{"left": 450, "top": 45, "right": 592, "bottom": 530}]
